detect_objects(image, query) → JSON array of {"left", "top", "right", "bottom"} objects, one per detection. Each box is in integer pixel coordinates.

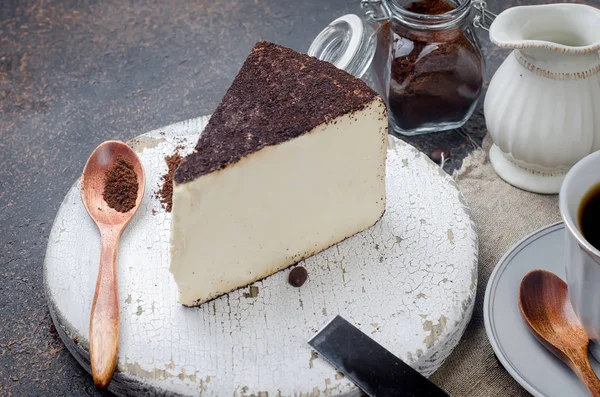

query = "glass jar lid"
[{"left": 308, "top": 14, "right": 377, "bottom": 79}]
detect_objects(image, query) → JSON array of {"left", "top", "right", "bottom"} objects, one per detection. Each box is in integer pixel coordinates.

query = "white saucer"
[{"left": 484, "top": 222, "right": 600, "bottom": 397}]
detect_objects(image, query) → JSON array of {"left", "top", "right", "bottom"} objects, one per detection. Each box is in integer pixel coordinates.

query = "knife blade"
[{"left": 308, "top": 315, "right": 449, "bottom": 397}]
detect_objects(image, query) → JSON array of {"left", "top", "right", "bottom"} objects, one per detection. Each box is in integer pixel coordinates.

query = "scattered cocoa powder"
[
  {"left": 103, "top": 156, "right": 139, "bottom": 212},
  {"left": 157, "top": 153, "right": 184, "bottom": 212}
]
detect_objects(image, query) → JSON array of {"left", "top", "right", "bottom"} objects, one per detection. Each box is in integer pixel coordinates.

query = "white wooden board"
[{"left": 44, "top": 116, "right": 478, "bottom": 396}]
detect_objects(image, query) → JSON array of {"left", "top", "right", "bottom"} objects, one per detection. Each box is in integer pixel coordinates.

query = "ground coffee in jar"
[
  {"left": 309, "top": 0, "right": 485, "bottom": 134},
  {"left": 384, "top": 0, "right": 484, "bottom": 133},
  {"left": 404, "top": 0, "right": 455, "bottom": 14}
]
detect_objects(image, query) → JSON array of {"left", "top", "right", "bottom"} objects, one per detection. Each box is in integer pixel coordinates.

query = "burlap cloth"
[{"left": 429, "top": 136, "right": 562, "bottom": 396}]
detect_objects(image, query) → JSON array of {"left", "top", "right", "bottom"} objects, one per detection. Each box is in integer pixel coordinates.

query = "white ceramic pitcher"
[{"left": 484, "top": 3, "right": 600, "bottom": 194}]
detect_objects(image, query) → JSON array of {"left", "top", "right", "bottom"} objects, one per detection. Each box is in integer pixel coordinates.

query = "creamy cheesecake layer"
[{"left": 169, "top": 99, "right": 387, "bottom": 306}]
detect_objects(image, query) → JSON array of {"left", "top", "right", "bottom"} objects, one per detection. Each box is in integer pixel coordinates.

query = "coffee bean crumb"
[
  {"left": 430, "top": 147, "right": 451, "bottom": 165},
  {"left": 289, "top": 266, "right": 308, "bottom": 287}
]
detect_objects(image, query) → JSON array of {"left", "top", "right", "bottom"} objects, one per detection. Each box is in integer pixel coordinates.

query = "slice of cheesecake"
[{"left": 170, "top": 41, "right": 388, "bottom": 306}]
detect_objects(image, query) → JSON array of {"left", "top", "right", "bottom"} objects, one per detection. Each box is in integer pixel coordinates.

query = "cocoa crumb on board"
[{"left": 48, "top": 321, "right": 60, "bottom": 343}]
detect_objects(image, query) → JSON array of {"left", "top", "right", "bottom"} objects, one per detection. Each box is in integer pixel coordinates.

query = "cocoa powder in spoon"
[{"left": 103, "top": 155, "right": 139, "bottom": 212}]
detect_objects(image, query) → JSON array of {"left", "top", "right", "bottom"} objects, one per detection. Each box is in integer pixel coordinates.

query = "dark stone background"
[{"left": 0, "top": 0, "right": 591, "bottom": 395}]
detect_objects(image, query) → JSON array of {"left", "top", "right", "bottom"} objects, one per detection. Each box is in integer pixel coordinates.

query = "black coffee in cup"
[{"left": 578, "top": 183, "right": 600, "bottom": 251}]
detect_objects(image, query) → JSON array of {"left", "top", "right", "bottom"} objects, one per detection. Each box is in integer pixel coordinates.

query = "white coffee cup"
[{"left": 560, "top": 150, "right": 600, "bottom": 362}]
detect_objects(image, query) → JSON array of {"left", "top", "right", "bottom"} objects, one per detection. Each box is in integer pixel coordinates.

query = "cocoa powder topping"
[
  {"left": 174, "top": 41, "right": 378, "bottom": 184},
  {"left": 103, "top": 156, "right": 139, "bottom": 213}
]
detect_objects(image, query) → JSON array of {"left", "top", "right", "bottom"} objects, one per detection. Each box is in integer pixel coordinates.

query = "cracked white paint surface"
[{"left": 44, "top": 116, "right": 478, "bottom": 396}]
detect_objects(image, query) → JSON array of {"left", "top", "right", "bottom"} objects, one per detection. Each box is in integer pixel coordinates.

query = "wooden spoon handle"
[
  {"left": 89, "top": 230, "right": 120, "bottom": 390},
  {"left": 572, "top": 350, "right": 600, "bottom": 397}
]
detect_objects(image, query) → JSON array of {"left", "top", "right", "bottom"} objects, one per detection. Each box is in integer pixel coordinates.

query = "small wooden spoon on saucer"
[
  {"left": 519, "top": 269, "right": 600, "bottom": 397},
  {"left": 81, "top": 141, "right": 145, "bottom": 390}
]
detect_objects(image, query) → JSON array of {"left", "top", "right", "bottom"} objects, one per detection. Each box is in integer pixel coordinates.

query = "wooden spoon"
[
  {"left": 519, "top": 269, "right": 600, "bottom": 396},
  {"left": 81, "top": 141, "right": 145, "bottom": 390}
]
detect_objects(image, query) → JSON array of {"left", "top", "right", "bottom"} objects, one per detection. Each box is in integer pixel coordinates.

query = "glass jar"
[{"left": 309, "top": 0, "right": 486, "bottom": 136}]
